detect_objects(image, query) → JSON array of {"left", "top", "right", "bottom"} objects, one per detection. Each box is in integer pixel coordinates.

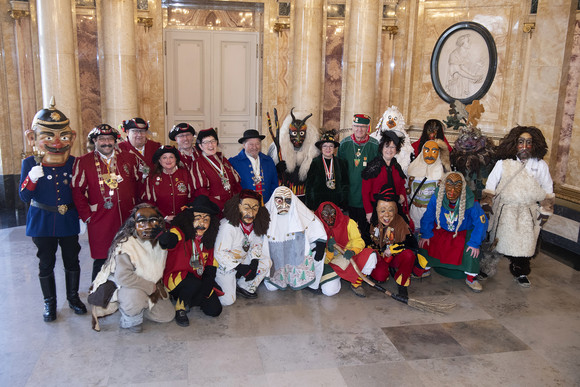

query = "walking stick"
[
  {"left": 266, "top": 110, "right": 282, "bottom": 161},
  {"left": 334, "top": 245, "right": 455, "bottom": 314}
]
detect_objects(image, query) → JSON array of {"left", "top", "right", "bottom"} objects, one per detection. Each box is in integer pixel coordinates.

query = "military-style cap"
[{"left": 31, "top": 97, "right": 70, "bottom": 131}]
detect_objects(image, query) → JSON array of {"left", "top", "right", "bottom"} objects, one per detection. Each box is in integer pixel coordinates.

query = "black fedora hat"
[
  {"left": 238, "top": 129, "right": 265, "bottom": 144},
  {"left": 187, "top": 195, "right": 220, "bottom": 215}
]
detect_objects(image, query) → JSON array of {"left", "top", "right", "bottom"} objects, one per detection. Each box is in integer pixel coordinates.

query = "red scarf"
[
  {"left": 315, "top": 201, "right": 350, "bottom": 249},
  {"left": 351, "top": 133, "right": 369, "bottom": 145}
]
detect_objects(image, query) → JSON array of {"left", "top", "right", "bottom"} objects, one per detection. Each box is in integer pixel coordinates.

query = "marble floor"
[{"left": 1, "top": 226, "right": 578, "bottom": 387}]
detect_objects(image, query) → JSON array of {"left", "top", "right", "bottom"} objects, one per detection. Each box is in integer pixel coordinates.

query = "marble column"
[
  {"left": 522, "top": 0, "right": 575, "bottom": 171},
  {"left": 291, "top": 0, "right": 324, "bottom": 127},
  {"left": 36, "top": 0, "right": 82, "bottom": 156},
  {"left": 343, "top": 0, "right": 382, "bottom": 130},
  {"left": 101, "top": 0, "right": 138, "bottom": 128}
]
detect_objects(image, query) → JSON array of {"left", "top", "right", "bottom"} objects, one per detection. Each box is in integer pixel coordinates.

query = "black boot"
[
  {"left": 65, "top": 270, "right": 87, "bottom": 315},
  {"left": 39, "top": 273, "right": 57, "bottom": 322}
]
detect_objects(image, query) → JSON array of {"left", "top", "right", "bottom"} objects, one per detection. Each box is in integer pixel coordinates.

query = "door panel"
[{"left": 165, "top": 30, "right": 258, "bottom": 158}]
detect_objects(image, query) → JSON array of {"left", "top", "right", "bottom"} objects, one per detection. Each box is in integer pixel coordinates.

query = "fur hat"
[{"left": 169, "top": 123, "right": 196, "bottom": 141}]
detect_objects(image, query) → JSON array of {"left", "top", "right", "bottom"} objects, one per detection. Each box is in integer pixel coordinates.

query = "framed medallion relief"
[{"left": 430, "top": 21, "right": 497, "bottom": 104}]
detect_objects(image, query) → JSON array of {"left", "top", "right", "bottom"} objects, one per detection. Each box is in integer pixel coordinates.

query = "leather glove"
[
  {"left": 343, "top": 249, "right": 355, "bottom": 260},
  {"left": 149, "top": 287, "right": 161, "bottom": 304},
  {"left": 201, "top": 266, "right": 218, "bottom": 298},
  {"left": 276, "top": 160, "right": 287, "bottom": 175},
  {"left": 28, "top": 165, "right": 44, "bottom": 183},
  {"left": 480, "top": 190, "right": 494, "bottom": 217},
  {"left": 313, "top": 241, "right": 326, "bottom": 262},
  {"left": 326, "top": 237, "right": 336, "bottom": 253},
  {"left": 235, "top": 263, "right": 251, "bottom": 279},
  {"left": 157, "top": 228, "right": 178, "bottom": 250},
  {"left": 245, "top": 259, "right": 259, "bottom": 281},
  {"left": 538, "top": 213, "right": 550, "bottom": 227},
  {"left": 156, "top": 280, "right": 168, "bottom": 299}
]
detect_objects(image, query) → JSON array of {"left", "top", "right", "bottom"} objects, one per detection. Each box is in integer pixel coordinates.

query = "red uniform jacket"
[
  {"left": 191, "top": 153, "right": 241, "bottom": 210},
  {"left": 142, "top": 167, "right": 194, "bottom": 218},
  {"left": 118, "top": 139, "right": 161, "bottom": 177},
  {"left": 71, "top": 150, "right": 141, "bottom": 259}
]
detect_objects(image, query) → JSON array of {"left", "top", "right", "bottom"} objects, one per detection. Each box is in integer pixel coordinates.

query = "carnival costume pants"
[
  {"left": 117, "top": 287, "right": 174, "bottom": 328},
  {"left": 169, "top": 273, "right": 222, "bottom": 317},
  {"left": 371, "top": 249, "right": 416, "bottom": 285}
]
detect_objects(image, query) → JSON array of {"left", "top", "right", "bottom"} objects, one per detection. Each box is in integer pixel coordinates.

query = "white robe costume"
[
  {"left": 89, "top": 236, "right": 173, "bottom": 329},
  {"left": 485, "top": 158, "right": 554, "bottom": 257},
  {"left": 407, "top": 149, "right": 444, "bottom": 232},
  {"left": 264, "top": 187, "right": 327, "bottom": 290},
  {"left": 214, "top": 219, "right": 272, "bottom": 306}
]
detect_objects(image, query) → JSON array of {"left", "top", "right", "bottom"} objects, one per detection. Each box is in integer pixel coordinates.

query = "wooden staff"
[
  {"left": 266, "top": 110, "right": 282, "bottom": 161},
  {"left": 333, "top": 244, "right": 455, "bottom": 314}
]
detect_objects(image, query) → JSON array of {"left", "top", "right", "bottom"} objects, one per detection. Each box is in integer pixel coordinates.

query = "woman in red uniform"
[
  {"left": 142, "top": 146, "right": 194, "bottom": 223},
  {"left": 190, "top": 128, "right": 241, "bottom": 211},
  {"left": 361, "top": 131, "right": 409, "bottom": 227}
]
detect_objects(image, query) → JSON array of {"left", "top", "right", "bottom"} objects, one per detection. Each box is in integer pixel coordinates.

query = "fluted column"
[
  {"left": 36, "top": 0, "right": 81, "bottom": 156},
  {"left": 344, "top": 0, "right": 382, "bottom": 128},
  {"left": 102, "top": 0, "right": 137, "bottom": 127},
  {"left": 291, "top": 0, "right": 324, "bottom": 126}
]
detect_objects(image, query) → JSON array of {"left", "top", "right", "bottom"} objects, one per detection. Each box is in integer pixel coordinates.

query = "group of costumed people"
[{"left": 20, "top": 99, "right": 554, "bottom": 331}]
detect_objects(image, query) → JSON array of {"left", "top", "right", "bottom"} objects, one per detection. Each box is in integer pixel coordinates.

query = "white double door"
[{"left": 165, "top": 30, "right": 259, "bottom": 157}]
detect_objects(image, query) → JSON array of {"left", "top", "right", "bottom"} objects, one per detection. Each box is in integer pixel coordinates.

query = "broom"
[{"left": 334, "top": 245, "right": 455, "bottom": 314}]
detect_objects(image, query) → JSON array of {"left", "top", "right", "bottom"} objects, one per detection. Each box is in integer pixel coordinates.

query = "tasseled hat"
[
  {"left": 169, "top": 122, "right": 196, "bottom": 141},
  {"left": 120, "top": 117, "right": 149, "bottom": 132},
  {"left": 88, "top": 124, "right": 121, "bottom": 144},
  {"left": 315, "top": 129, "right": 340, "bottom": 149}
]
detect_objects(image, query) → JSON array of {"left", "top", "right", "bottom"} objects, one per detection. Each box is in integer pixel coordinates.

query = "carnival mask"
[
  {"left": 445, "top": 173, "right": 463, "bottom": 203},
  {"left": 274, "top": 187, "right": 292, "bottom": 215},
  {"left": 33, "top": 127, "right": 76, "bottom": 166},
  {"left": 320, "top": 204, "right": 336, "bottom": 226},
  {"left": 376, "top": 200, "right": 397, "bottom": 227},
  {"left": 517, "top": 132, "right": 533, "bottom": 160},
  {"left": 426, "top": 126, "right": 438, "bottom": 140},
  {"left": 193, "top": 212, "right": 211, "bottom": 237},
  {"left": 134, "top": 208, "right": 162, "bottom": 240},
  {"left": 422, "top": 140, "right": 440, "bottom": 165},
  {"left": 288, "top": 108, "right": 312, "bottom": 150},
  {"left": 239, "top": 198, "right": 260, "bottom": 225}
]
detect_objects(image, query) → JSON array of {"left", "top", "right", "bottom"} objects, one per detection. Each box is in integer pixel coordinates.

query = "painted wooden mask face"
[
  {"left": 422, "top": 140, "right": 440, "bottom": 165},
  {"left": 445, "top": 173, "right": 463, "bottom": 202}
]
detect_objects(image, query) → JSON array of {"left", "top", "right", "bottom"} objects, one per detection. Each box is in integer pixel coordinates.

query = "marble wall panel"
[
  {"left": 276, "top": 29, "right": 290, "bottom": 120},
  {"left": 76, "top": 14, "right": 101, "bottom": 153},
  {"left": 0, "top": 2, "right": 27, "bottom": 176},
  {"left": 322, "top": 24, "right": 344, "bottom": 133},
  {"left": 408, "top": 4, "right": 514, "bottom": 135},
  {"left": 136, "top": 0, "right": 164, "bottom": 142},
  {"left": 565, "top": 20, "right": 580, "bottom": 188}
]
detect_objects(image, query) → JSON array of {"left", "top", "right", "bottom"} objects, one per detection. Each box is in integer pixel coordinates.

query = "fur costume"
[
  {"left": 371, "top": 106, "right": 414, "bottom": 174},
  {"left": 486, "top": 159, "right": 550, "bottom": 257},
  {"left": 267, "top": 110, "right": 320, "bottom": 195}
]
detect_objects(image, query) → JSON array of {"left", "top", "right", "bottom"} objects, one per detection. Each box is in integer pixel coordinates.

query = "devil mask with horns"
[{"left": 288, "top": 108, "right": 312, "bottom": 150}]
